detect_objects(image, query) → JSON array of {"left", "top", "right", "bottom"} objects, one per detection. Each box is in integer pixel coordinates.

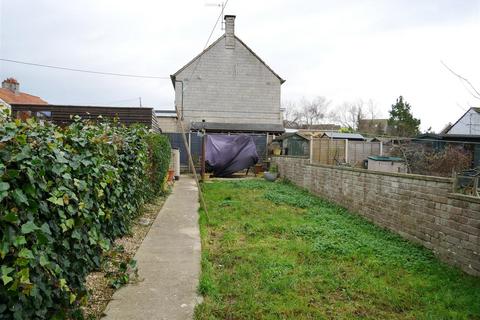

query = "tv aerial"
[{"left": 205, "top": 2, "right": 226, "bottom": 30}]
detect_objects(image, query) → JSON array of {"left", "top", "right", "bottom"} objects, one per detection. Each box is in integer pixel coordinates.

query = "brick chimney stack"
[
  {"left": 2, "top": 78, "right": 20, "bottom": 94},
  {"left": 224, "top": 15, "right": 236, "bottom": 49}
]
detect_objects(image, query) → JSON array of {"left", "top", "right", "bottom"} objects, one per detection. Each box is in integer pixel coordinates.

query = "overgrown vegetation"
[
  {"left": 196, "top": 179, "right": 480, "bottom": 319},
  {"left": 391, "top": 142, "right": 473, "bottom": 177},
  {"left": 0, "top": 114, "right": 170, "bottom": 319}
]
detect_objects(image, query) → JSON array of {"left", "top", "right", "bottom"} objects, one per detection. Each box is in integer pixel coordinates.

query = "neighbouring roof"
[
  {"left": 414, "top": 133, "right": 444, "bottom": 140},
  {"left": 190, "top": 121, "right": 284, "bottom": 133},
  {"left": 321, "top": 132, "right": 365, "bottom": 140},
  {"left": 274, "top": 132, "right": 309, "bottom": 141},
  {"left": 414, "top": 133, "right": 480, "bottom": 142},
  {"left": 155, "top": 109, "right": 177, "bottom": 118},
  {"left": 10, "top": 104, "right": 159, "bottom": 130},
  {"left": 440, "top": 123, "right": 453, "bottom": 134},
  {"left": 283, "top": 121, "right": 341, "bottom": 131},
  {"left": 368, "top": 156, "right": 404, "bottom": 162},
  {"left": 170, "top": 35, "right": 285, "bottom": 87},
  {"left": 0, "top": 88, "right": 48, "bottom": 105},
  {"left": 358, "top": 118, "right": 388, "bottom": 124}
]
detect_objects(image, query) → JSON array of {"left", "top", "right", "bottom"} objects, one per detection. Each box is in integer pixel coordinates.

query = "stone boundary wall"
[{"left": 272, "top": 156, "right": 480, "bottom": 276}]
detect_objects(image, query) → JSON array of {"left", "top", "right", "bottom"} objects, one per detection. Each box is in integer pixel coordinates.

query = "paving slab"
[{"left": 103, "top": 176, "right": 201, "bottom": 320}]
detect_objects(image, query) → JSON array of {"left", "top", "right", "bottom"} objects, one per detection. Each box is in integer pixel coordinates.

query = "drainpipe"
[{"left": 175, "top": 80, "right": 185, "bottom": 120}]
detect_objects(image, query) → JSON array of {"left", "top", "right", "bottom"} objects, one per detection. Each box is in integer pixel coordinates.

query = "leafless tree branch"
[{"left": 441, "top": 60, "right": 480, "bottom": 100}]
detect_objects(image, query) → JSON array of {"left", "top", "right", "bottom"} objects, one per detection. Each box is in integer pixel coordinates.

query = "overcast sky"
[{"left": 0, "top": 0, "right": 479, "bottom": 131}]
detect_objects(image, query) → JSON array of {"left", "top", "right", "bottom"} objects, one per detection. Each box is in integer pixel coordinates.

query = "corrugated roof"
[
  {"left": 191, "top": 121, "right": 284, "bottom": 133},
  {"left": 321, "top": 132, "right": 365, "bottom": 140},
  {"left": 0, "top": 88, "right": 47, "bottom": 105}
]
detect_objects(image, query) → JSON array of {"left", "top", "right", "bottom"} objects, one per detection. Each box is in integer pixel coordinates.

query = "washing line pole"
[
  {"left": 174, "top": 80, "right": 208, "bottom": 218},
  {"left": 172, "top": 0, "right": 230, "bottom": 219},
  {"left": 177, "top": 118, "right": 209, "bottom": 218}
]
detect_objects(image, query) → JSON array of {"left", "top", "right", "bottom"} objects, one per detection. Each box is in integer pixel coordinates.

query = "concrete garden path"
[{"left": 103, "top": 176, "right": 201, "bottom": 320}]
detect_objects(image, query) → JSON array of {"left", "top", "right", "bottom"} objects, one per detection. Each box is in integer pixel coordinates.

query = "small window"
[{"left": 36, "top": 111, "right": 52, "bottom": 119}]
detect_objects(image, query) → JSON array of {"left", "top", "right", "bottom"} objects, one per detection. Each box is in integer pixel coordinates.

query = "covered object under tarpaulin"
[{"left": 205, "top": 134, "right": 259, "bottom": 177}]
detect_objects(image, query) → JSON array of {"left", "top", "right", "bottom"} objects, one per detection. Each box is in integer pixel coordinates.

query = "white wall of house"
[
  {"left": 173, "top": 16, "right": 283, "bottom": 127},
  {"left": 447, "top": 108, "right": 480, "bottom": 135}
]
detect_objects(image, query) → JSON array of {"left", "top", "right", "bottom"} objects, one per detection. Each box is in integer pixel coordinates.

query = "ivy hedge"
[{"left": 0, "top": 115, "right": 170, "bottom": 319}]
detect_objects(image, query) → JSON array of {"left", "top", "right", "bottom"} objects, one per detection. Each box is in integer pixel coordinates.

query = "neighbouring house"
[
  {"left": 413, "top": 107, "right": 480, "bottom": 168},
  {"left": 444, "top": 107, "right": 480, "bottom": 135},
  {"left": 358, "top": 118, "right": 389, "bottom": 135},
  {"left": 273, "top": 132, "right": 310, "bottom": 157},
  {"left": 0, "top": 78, "right": 48, "bottom": 111},
  {"left": 11, "top": 104, "right": 160, "bottom": 131},
  {"left": 169, "top": 15, "right": 285, "bottom": 167},
  {"left": 3, "top": 79, "right": 161, "bottom": 131}
]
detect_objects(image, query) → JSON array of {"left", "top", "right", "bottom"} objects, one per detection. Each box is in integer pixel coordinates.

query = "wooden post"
[
  {"left": 380, "top": 141, "right": 383, "bottom": 156},
  {"left": 309, "top": 138, "right": 314, "bottom": 164},
  {"left": 452, "top": 170, "right": 457, "bottom": 193},
  {"left": 327, "top": 139, "right": 330, "bottom": 165},
  {"left": 188, "top": 132, "right": 192, "bottom": 173},
  {"left": 201, "top": 133, "right": 206, "bottom": 181},
  {"left": 344, "top": 139, "right": 348, "bottom": 164},
  {"left": 177, "top": 119, "right": 209, "bottom": 218},
  {"left": 473, "top": 177, "right": 480, "bottom": 197}
]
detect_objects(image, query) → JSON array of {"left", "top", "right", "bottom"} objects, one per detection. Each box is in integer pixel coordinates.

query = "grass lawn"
[{"left": 194, "top": 179, "right": 480, "bottom": 320}]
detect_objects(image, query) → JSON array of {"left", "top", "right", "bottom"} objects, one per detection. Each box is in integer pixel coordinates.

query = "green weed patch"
[{"left": 196, "top": 179, "right": 480, "bottom": 319}]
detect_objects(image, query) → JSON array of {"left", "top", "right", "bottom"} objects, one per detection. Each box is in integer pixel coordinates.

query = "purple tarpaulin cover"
[{"left": 205, "top": 134, "right": 259, "bottom": 177}]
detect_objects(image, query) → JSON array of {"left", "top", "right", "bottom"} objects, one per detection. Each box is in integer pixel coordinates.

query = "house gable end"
[
  {"left": 447, "top": 108, "right": 480, "bottom": 135},
  {"left": 171, "top": 35, "right": 285, "bottom": 87}
]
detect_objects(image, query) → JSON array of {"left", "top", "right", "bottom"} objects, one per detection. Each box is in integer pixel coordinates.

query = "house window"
[{"left": 36, "top": 111, "right": 52, "bottom": 119}]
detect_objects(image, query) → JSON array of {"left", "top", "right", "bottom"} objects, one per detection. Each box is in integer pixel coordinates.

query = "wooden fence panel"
[
  {"left": 311, "top": 138, "right": 346, "bottom": 165},
  {"left": 312, "top": 139, "right": 387, "bottom": 166},
  {"left": 347, "top": 141, "right": 381, "bottom": 166}
]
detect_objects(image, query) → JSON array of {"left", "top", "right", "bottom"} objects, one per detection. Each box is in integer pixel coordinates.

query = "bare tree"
[
  {"left": 329, "top": 99, "right": 365, "bottom": 130},
  {"left": 282, "top": 100, "right": 301, "bottom": 128},
  {"left": 298, "top": 96, "right": 330, "bottom": 127},
  {"left": 441, "top": 61, "right": 480, "bottom": 100},
  {"left": 283, "top": 96, "right": 331, "bottom": 129},
  {"left": 365, "top": 99, "right": 382, "bottom": 120}
]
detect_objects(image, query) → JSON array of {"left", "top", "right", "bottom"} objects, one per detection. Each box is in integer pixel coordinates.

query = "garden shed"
[
  {"left": 368, "top": 156, "right": 407, "bottom": 173},
  {"left": 274, "top": 132, "right": 310, "bottom": 156}
]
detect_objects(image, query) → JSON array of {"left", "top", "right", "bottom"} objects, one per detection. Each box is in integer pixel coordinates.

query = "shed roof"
[
  {"left": 274, "top": 132, "right": 309, "bottom": 141},
  {"left": 368, "top": 156, "right": 404, "bottom": 162},
  {"left": 321, "top": 132, "right": 365, "bottom": 140}
]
